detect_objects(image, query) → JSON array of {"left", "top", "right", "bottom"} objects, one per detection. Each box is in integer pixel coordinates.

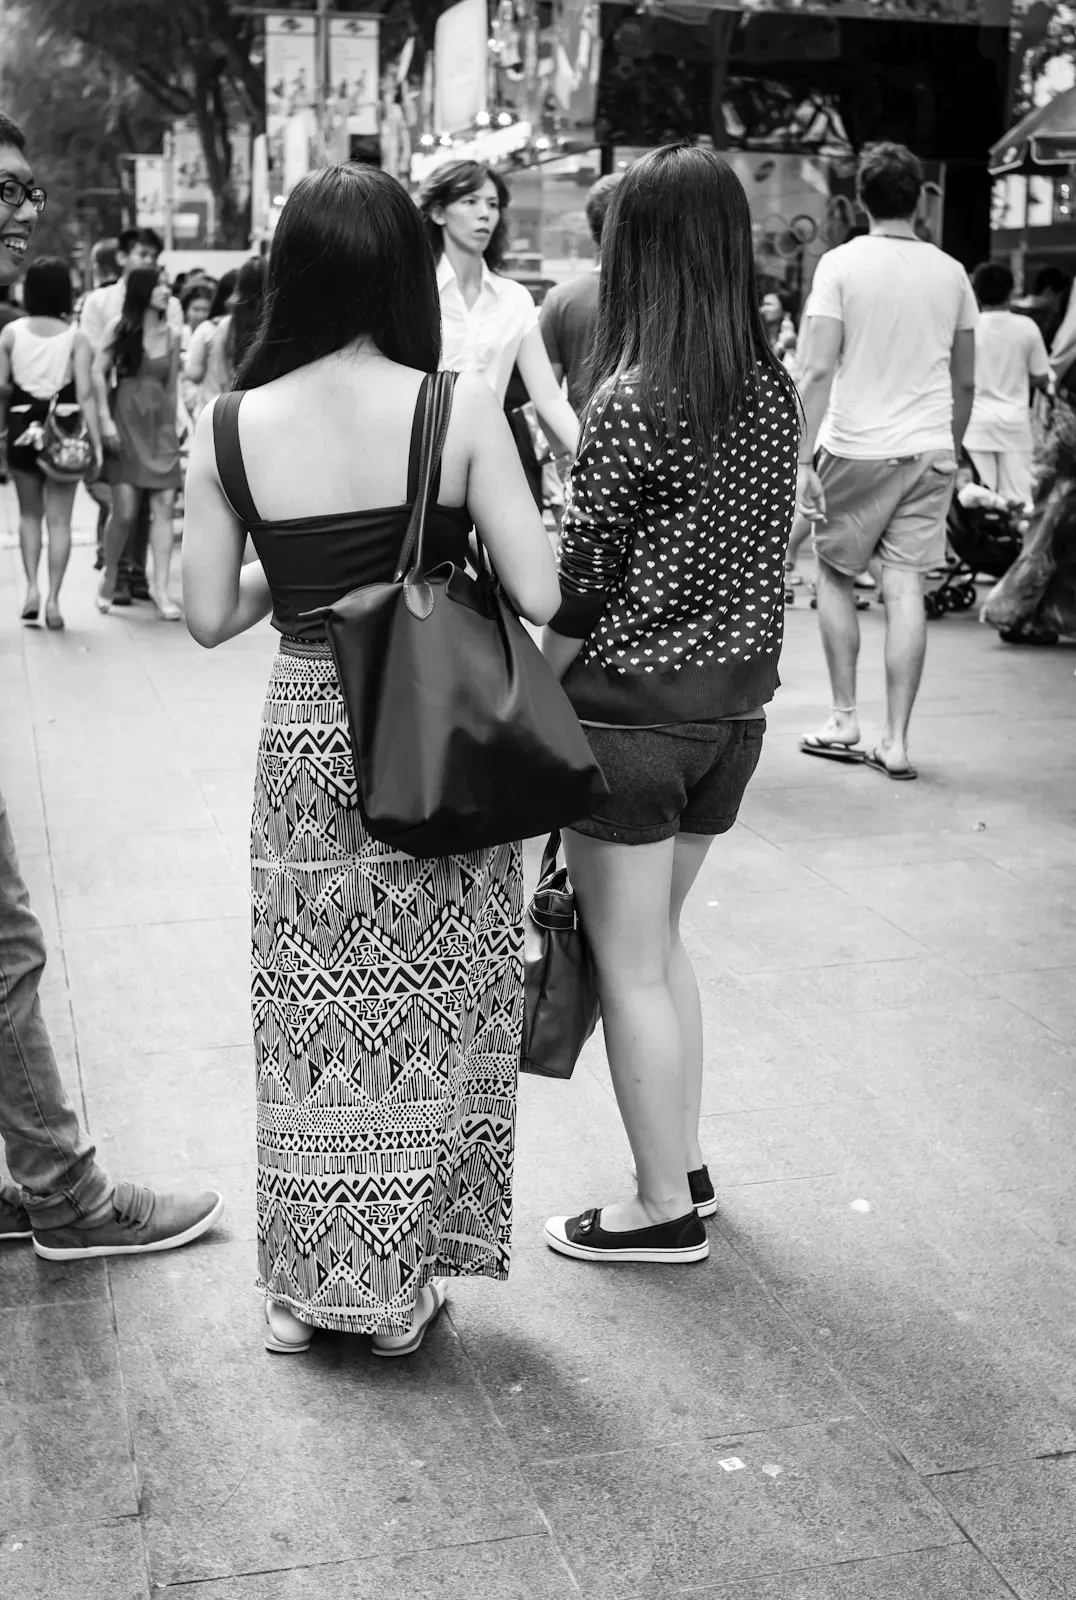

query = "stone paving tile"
[
  {"left": 681, "top": 883, "right": 922, "bottom": 976},
  {"left": 163, "top": 1533, "right": 577, "bottom": 1599},
  {"left": 0, "top": 1519, "right": 148, "bottom": 1600},
  {"left": 738, "top": 955, "right": 988, "bottom": 1020},
  {"left": 664, "top": 1543, "right": 1016, "bottom": 1600},
  {"left": 0, "top": 1301, "right": 138, "bottom": 1530},
  {"left": 522, "top": 1419, "right": 962, "bottom": 1600},
  {"left": 85, "top": 1044, "right": 255, "bottom": 1175},
  {"left": 109, "top": 1240, "right": 546, "bottom": 1587},
  {"left": 990, "top": 965, "right": 1076, "bottom": 1042},
  {"left": 0, "top": 1246, "right": 108, "bottom": 1312},
  {"left": 49, "top": 827, "right": 242, "bottom": 896},
  {"left": 714, "top": 1174, "right": 1076, "bottom": 1475},
  {"left": 931, "top": 1455, "right": 1076, "bottom": 1600}
]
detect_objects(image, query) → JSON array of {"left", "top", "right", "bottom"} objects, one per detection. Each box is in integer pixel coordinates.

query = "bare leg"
[
  {"left": 562, "top": 831, "right": 693, "bottom": 1229},
  {"left": 809, "top": 558, "right": 861, "bottom": 747},
  {"left": 878, "top": 563, "right": 928, "bottom": 770},
  {"left": 148, "top": 489, "right": 180, "bottom": 616},
  {"left": 100, "top": 482, "right": 139, "bottom": 603},
  {"left": 13, "top": 470, "right": 44, "bottom": 614},
  {"left": 43, "top": 480, "right": 77, "bottom": 621},
  {"left": 669, "top": 832, "right": 714, "bottom": 1173}
]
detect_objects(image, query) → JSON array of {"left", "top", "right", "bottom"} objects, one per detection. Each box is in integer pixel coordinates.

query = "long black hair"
[
  {"left": 237, "top": 165, "right": 440, "bottom": 389},
  {"left": 416, "top": 160, "right": 511, "bottom": 272},
  {"left": 224, "top": 257, "right": 266, "bottom": 374},
  {"left": 586, "top": 143, "right": 795, "bottom": 465},
  {"left": 110, "top": 265, "right": 163, "bottom": 378},
  {"left": 207, "top": 270, "right": 237, "bottom": 322}
]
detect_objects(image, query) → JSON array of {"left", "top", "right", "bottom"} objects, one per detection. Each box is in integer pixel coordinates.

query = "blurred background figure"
[
  {"left": 964, "top": 260, "right": 1050, "bottom": 508},
  {"left": 182, "top": 266, "right": 245, "bottom": 421},
  {"left": 539, "top": 173, "right": 620, "bottom": 416},
  {"left": 761, "top": 289, "right": 799, "bottom": 372}
]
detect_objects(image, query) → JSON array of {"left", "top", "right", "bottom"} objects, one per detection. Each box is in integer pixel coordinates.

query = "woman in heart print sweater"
[{"left": 540, "top": 142, "right": 799, "bottom": 1268}]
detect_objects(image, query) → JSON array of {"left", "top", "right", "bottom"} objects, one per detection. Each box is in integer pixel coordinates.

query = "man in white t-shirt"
[
  {"left": 964, "top": 260, "right": 1050, "bottom": 507},
  {"left": 795, "top": 143, "right": 978, "bottom": 781}
]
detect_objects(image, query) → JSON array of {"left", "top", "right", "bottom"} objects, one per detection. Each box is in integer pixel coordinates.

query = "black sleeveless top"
[{"left": 212, "top": 376, "right": 473, "bottom": 641}]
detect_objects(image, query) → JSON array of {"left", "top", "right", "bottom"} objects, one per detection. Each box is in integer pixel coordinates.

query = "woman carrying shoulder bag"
[
  {"left": 182, "top": 164, "right": 559, "bottom": 1358},
  {"left": 541, "top": 144, "right": 799, "bottom": 1266}
]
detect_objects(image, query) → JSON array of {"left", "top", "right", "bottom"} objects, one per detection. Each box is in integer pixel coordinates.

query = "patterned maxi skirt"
[{"left": 251, "top": 639, "right": 524, "bottom": 1337}]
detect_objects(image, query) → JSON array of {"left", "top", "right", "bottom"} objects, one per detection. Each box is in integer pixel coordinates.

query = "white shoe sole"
[
  {"left": 32, "top": 1193, "right": 225, "bottom": 1261},
  {"left": 371, "top": 1280, "right": 447, "bottom": 1357},
  {"left": 695, "top": 1197, "right": 718, "bottom": 1220},
  {"left": 265, "top": 1299, "right": 313, "bottom": 1354},
  {"left": 0, "top": 1231, "right": 32, "bottom": 1244},
  {"left": 544, "top": 1221, "right": 709, "bottom": 1264}
]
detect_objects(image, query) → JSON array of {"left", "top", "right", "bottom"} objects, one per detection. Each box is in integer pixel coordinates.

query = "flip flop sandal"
[
  {"left": 371, "top": 1280, "right": 447, "bottom": 1358},
  {"left": 799, "top": 735, "right": 864, "bottom": 764},
  {"left": 863, "top": 749, "right": 918, "bottom": 781}
]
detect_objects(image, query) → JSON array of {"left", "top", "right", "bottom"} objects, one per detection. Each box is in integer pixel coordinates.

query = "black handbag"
[
  {"left": 521, "top": 832, "right": 601, "bottom": 1079},
  {"left": 306, "top": 371, "right": 608, "bottom": 858}
]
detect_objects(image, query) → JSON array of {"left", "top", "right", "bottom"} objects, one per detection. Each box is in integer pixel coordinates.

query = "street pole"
[{"left": 162, "top": 127, "right": 176, "bottom": 252}]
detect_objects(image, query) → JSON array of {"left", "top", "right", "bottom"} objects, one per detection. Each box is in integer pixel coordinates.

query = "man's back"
[
  {"left": 539, "top": 269, "right": 600, "bottom": 414},
  {"left": 806, "top": 235, "right": 978, "bottom": 459}
]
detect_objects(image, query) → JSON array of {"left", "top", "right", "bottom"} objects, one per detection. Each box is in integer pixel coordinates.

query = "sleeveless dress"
[
  {"left": 211, "top": 381, "right": 524, "bottom": 1337},
  {"left": 6, "top": 322, "right": 78, "bottom": 477},
  {"left": 102, "top": 339, "right": 181, "bottom": 490}
]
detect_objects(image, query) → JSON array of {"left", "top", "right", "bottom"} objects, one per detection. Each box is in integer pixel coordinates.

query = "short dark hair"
[
  {"left": 1034, "top": 266, "right": 1070, "bottom": 298},
  {"left": 117, "top": 227, "right": 164, "bottom": 258},
  {"left": 585, "top": 175, "right": 621, "bottom": 248},
  {"left": 180, "top": 279, "right": 213, "bottom": 312},
  {"left": 23, "top": 256, "right": 73, "bottom": 318},
  {"left": 0, "top": 113, "right": 26, "bottom": 152},
  {"left": 417, "top": 161, "right": 511, "bottom": 272},
  {"left": 857, "top": 142, "right": 923, "bottom": 222},
  {"left": 972, "top": 260, "right": 1013, "bottom": 307}
]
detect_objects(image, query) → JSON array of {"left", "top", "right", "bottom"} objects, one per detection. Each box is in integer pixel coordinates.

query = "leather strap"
[
  {"left": 394, "top": 370, "right": 458, "bottom": 583},
  {"left": 212, "top": 391, "right": 261, "bottom": 525}
]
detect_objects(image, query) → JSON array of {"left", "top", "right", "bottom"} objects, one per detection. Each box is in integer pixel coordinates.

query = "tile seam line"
[{"left": 659, "top": 1537, "right": 1022, "bottom": 1599}]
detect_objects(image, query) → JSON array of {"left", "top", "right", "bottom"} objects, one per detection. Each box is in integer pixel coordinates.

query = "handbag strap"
[
  {"left": 211, "top": 391, "right": 261, "bottom": 526},
  {"left": 393, "top": 369, "right": 458, "bottom": 583}
]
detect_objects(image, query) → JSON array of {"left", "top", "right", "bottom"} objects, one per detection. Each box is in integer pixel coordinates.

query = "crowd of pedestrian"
[{"left": 1, "top": 103, "right": 1074, "bottom": 1363}]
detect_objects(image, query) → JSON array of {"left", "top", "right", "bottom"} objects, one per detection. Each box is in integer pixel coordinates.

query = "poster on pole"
[
  {"left": 434, "top": 0, "right": 489, "bottom": 135},
  {"left": 133, "top": 156, "right": 164, "bottom": 229},
  {"left": 265, "top": 13, "right": 318, "bottom": 140},
  {"left": 330, "top": 17, "right": 380, "bottom": 137}
]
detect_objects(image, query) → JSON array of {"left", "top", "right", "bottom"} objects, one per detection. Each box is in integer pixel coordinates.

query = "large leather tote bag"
[
  {"left": 305, "top": 371, "right": 608, "bottom": 858},
  {"left": 521, "top": 832, "right": 601, "bottom": 1079}
]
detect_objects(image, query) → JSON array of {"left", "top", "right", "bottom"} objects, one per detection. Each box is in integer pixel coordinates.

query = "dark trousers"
[{"left": 119, "top": 493, "right": 151, "bottom": 582}]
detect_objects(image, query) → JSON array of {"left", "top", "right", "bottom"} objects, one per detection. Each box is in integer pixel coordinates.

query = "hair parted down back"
[
  {"left": 584, "top": 142, "right": 796, "bottom": 473},
  {"left": 237, "top": 164, "right": 441, "bottom": 390}
]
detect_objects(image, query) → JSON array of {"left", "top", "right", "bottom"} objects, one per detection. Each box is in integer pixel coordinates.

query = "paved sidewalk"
[{"left": 2, "top": 535, "right": 1076, "bottom": 1600}]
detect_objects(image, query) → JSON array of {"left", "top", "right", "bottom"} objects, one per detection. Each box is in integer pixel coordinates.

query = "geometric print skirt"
[{"left": 251, "top": 639, "right": 523, "bottom": 1337}]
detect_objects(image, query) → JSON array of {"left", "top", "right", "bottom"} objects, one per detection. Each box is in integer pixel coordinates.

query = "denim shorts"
[{"left": 569, "top": 719, "right": 766, "bottom": 846}]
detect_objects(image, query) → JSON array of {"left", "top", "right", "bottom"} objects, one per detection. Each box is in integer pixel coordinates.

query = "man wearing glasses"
[{"left": 0, "top": 112, "right": 224, "bottom": 1258}]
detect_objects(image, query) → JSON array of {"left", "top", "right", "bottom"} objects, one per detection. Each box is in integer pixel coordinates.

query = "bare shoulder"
[{"left": 449, "top": 370, "right": 503, "bottom": 433}]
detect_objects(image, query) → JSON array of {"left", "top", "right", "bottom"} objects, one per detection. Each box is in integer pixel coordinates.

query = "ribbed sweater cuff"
[{"left": 548, "top": 588, "right": 605, "bottom": 639}]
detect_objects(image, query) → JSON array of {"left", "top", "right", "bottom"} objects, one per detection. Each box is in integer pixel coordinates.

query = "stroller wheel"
[
  {"left": 923, "top": 592, "right": 942, "bottom": 619},
  {"left": 955, "top": 583, "right": 977, "bottom": 611}
]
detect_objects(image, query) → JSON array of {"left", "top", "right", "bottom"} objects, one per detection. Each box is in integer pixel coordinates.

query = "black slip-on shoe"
[
  {"left": 544, "top": 1207, "right": 709, "bottom": 1264},
  {"left": 688, "top": 1165, "right": 718, "bottom": 1219}
]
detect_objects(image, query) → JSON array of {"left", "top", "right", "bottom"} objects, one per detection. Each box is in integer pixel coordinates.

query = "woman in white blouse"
[{"left": 418, "top": 161, "right": 579, "bottom": 460}]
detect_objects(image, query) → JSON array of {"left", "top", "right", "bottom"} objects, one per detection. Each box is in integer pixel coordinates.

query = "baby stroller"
[{"left": 923, "top": 466, "right": 1024, "bottom": 619}]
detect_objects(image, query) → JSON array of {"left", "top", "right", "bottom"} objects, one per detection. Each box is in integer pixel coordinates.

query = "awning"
[{"left": 989, "top": 86, "right": 1076, "bottom": 177}]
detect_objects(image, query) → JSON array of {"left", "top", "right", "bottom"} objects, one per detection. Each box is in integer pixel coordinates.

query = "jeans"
[
  {"left": 0, "top": 786, "right": 112, "bottom": 1226},
  {"left": 118, "top": 493, "right": 151, "bottom": 584}
]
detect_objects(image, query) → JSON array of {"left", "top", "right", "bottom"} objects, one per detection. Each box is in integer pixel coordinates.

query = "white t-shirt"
[
  {"left": 804, "top": 235, "right": 979, "bottom": 459},
  {"left": 79, "top": 279, "right": 184, "bottom": 352},
  {"left": 436, "top": 254, "right": 539, "bottom": 405},
  {"left": 964, "top": 308, "right": 1049, "bottom": 454}
]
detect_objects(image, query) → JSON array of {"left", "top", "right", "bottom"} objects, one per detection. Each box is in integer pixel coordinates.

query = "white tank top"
[{"left": 10, "top": 321, "right": 76, "bottom": 400}]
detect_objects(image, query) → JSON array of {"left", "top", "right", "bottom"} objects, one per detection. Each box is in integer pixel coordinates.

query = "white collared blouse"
[{"left": 435, "top": 253, "right": 539, "bottom": 404}]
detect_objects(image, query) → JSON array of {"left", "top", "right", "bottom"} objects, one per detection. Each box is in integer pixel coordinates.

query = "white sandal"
[
  {"left": 371, "top": 1280, "right": 447, "bottom": 1358},
  {"left": 264, "top": 1297, "right": 313, "bottom": 1354}
]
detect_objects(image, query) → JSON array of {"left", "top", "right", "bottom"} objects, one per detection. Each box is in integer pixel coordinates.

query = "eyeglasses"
[{"left": 0, "top": 178, "right": 47, "bottom": 213}]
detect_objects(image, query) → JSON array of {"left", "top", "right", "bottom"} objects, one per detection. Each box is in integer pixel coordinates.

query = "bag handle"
[{"left": 393, "top": 370, "right": 458, "bottom": 584}]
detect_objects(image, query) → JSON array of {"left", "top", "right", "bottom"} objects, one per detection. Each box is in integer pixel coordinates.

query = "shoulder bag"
[
  {"left": 521, "top": 831, "right": 601, "bottom": 1079},
  {"left": 305, "top": 370, "right": 608, "bottom": 857}
]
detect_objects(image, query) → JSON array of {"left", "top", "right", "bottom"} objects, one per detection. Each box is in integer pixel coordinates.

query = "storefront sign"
[
  {"left": 330, "top": 17, "right": 380, "bottom": 137},
  {"left": 133, "top": 155, "right": 164, "bottom": 230},
  {"left": 265, "top": 13, "right": 318, "bottom": 140},
  {"left": 434, "top": 0, "right": 489, "bottom": 133},
  {"left": 551, "top": 0, "right": 601, "bottom": 134}
]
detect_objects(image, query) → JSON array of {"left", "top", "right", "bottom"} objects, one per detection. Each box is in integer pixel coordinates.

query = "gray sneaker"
[
  {"left": 0, "top": 1193, "right": 32, "bottom": 1243},
  {"left": 32, "top": 1181, "right": 223, "bottom": 1261}
]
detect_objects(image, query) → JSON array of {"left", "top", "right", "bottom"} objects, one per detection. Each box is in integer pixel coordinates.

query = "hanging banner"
[
  {"left": 133, "top": 155, "right": 164, "bottom": 230},
  {"left": 551, "top": 0, "right": 601, "bottom": 137},
  {"left": 265, "top": 13, "right": 318, "bottom": 140},
  {"left": 434, "top": 0, "right": 489, "bottom": 134},
  {"left": 705, "top": 0, "right": 1009, "bottom": 20},
  {"left": 330, "top": 16, "right": 380, "bottom": 137}
]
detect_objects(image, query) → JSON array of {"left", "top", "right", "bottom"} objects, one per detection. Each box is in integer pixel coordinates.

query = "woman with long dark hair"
[
  {"left": 94, "top": 264, "right": 182, "bottom": 618},
  {"left": 417, "top": 160, "right": 579, "bottom": 459},
  {"left": 183, "top": 268, "right": 238, "bottom": 420},
  {"left": 182, "top": 164, "right": 558, "bottom": 1357},
  {"left": 540, "top": 144, "right": 799, "bottom": 1266},
  {"left": 197, "top": 257, "right": 266, "bottom": 406}
]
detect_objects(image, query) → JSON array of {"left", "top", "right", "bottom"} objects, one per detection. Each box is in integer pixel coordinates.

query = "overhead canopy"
[{"left": 989, "top": 86, "right": 1076, "bottom": 176}]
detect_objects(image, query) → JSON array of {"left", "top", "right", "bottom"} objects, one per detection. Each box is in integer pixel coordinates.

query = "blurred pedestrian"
[
  {"left": 0, "top": 109, "right": 223, "bottom": 1261},
  {"left": 182, "top": 163, "right": 558, "bottom": 1356},
  {"left": 183, "top": 268, "right": 237, "bottom": 420},
  {"left": 761, "top": 289, "right": 798, "bottom": 370},
  {"left": 540, "top": 143, "right": 798, "bottom": 1266},
  {"left": 795, "top": 142, "right": 977, "bottom": 779},
  {"left": 196, "top": 257, "right": 265, "bottom": 400},
  {"left": 93, "top": 265, "right": 182, "bottom": 619},
  {"left": 418, "top": 160, "right": 579, "bottom": 458},
  {"left": 0, "top": 256, "right": 101, "bottom": 630},
  {"left": 539, "top": 173, "right": 620, "bottom": 414},
  {"left": 965, "top": 260, "right": 1050, "bottom": 508}
]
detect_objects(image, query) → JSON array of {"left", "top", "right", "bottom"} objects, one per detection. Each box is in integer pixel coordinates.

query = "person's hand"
[
  {"left": 796, "top": 462, "right": 826, "bottom": 523},
  {"left": 101, "top": 422, "right": 120, "bottom": 456}
]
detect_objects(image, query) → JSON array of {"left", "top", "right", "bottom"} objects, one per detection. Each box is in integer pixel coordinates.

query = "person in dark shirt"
[
  {"left": 540, "top": 143, "right": 798, "bottom": 1269},
  {"left": 539, "top": 173, "right": 620, "bottom": 415},
  {"left": 0, "top": 283, "right": 22, "bottom": 328}
]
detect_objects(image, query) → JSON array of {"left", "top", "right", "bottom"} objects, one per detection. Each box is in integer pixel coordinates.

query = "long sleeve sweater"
[{"left": 550, "top": 367, "right": 798, "bottom": 725}]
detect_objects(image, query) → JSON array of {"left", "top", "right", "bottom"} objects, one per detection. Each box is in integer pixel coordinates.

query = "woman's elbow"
[
  {"left": 516, "top": 575, "right": 561, "bottom": 627},
  {"left": 185, "top": 617, "right": 225, "bottom": 649}
]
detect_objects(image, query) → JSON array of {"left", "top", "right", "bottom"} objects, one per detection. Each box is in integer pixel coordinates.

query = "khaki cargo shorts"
[{"left": 812, "top": 448, "right": 957, "bottom": 577}]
